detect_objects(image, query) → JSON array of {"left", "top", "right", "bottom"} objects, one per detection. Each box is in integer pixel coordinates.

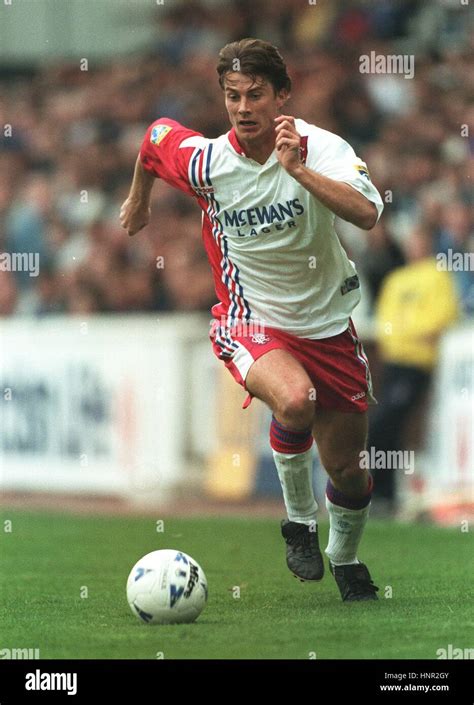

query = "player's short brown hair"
[{"left": 216, "top": 38, "right": 291, "bottom": 94}]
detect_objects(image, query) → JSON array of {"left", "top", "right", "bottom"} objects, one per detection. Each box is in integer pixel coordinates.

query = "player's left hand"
[{"left": 274, "top": 115, "right": 302, "bottom": 174}]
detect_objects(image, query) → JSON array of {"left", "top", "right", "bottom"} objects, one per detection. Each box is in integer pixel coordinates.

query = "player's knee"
[
  {"left": 276, "top": 388, "right": 315, "bottom": 428},
  {"left": 326, "top": 461, "right": 370, "bottom": 499},
  {"left": 325, "top": 457, "right": 365, "bottom": 483}
]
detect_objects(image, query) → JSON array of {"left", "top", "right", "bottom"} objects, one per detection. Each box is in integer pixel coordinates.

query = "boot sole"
[{"left": 290, "top": 570, "right": 325, "bottom": 583}]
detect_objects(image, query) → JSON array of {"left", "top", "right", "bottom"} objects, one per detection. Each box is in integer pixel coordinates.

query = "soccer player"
[{"left": 120, "top": 39, "right": 383, "bottom": 601}]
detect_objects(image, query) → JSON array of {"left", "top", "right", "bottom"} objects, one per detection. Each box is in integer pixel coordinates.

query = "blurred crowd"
[{"left": 0, "top": 0, "right": 472, "bottom": 318}]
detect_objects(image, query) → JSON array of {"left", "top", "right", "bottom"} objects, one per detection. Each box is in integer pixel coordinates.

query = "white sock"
[
  {"left": 325, "top": 496, "right": 370, "bottom": 565},
  {"left": 272, "top": 448, "right": 318, "bottom": 525}
]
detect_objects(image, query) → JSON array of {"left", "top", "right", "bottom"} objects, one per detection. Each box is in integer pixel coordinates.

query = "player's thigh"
[
  {"left": 245, "top": 348, "right": 314, "bottom": 418},
  {"left": 312, "top": 408, "right": 368, "bottom": 473}
]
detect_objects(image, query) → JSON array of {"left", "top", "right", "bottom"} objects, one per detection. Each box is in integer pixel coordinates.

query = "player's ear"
[{"left": 276, "top": 89, "right": 290, "bottom": 108}]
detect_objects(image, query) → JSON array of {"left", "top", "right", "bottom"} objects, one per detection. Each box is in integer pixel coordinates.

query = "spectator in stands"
[
  {"left": 0, "top": 0, "right": 471, "bottom": 318},
  {"left": 0, "top": 271, "right": 17, "bottom": 316},
  {"left": 363, "top": 221, "right": 405, "bottom": 302},
  {"left": 368, "top": 224, "right": 460, "bottom": 512},
  {"left": 435, "top": 202, "right": 474, "bottom": 313}
]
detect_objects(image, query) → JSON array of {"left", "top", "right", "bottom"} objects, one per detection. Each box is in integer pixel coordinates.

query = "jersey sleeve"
[
  {"left": 306, "top": 128, "right": 384, "bottom": 222},
  {"left": 139, "top": 117, "right": 204, "bottom": 196}
]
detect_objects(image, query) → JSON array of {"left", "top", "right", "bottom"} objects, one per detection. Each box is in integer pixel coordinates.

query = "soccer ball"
[{"left": 126, "top": 549, "right": 208, "bottom": 625}]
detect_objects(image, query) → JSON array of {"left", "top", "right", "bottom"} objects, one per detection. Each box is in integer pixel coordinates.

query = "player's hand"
[
  {"left": 274, "top": 115, "right": 302, "bottom": 174},
  {"left": 119, "top": 197, "right": 151, "bottom": 237}
]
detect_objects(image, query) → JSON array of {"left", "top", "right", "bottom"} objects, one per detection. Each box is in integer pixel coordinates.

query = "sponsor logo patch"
[
  {"left": 351, "top": 391, "right": 366, "bottom": 401},
  {"left": 355, "top": 162, "right": 371, "bottom": 180},
  {"left": 340, "top": 274, "right": 360, "bottom": 296},
  {"left": 194, "top": 185, "right": 215, "bottom": 195},
  {"left": 151, "top": 124, "right": 172, "bottom": 145}
]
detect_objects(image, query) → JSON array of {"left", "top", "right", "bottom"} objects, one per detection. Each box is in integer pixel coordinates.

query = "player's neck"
[{"left": 240, "top": 134, "right": 276, "bottom": 165}]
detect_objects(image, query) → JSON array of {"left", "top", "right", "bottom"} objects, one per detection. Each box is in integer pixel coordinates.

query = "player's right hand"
[{"left": 119, "top": 197, "right": 151, "bottom": 237}]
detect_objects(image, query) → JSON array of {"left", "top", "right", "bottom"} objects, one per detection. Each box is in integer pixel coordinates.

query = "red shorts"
[{"left": 209, "top": 319, "right": 376, "bottom": 413}]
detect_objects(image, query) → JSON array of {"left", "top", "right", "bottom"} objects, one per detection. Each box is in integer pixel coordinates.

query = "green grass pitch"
[{"left": 1, "top": 510, "right": 472, "bottom": 659}]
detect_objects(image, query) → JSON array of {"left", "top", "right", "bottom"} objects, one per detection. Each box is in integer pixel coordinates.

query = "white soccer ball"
[{"left": 126, "top": 549, "right": 208, "bottom": 625}]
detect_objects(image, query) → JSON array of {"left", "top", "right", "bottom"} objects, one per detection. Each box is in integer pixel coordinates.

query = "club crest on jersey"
[
  {"left": 251, "top": 333, "right": 270, "bottom": 344},
  {"left": 355, "top": 162, "right": 371, "bottom": 180},
  {"left": 150, "top": 124, "right": 172, "bottom": 145}
]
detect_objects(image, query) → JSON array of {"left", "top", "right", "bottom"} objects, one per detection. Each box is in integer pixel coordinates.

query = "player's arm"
[
  {"left": 275, "top": 115, "right": 379, "bottom": 230},
  {"left": 288, "top": 165, "right": 377, "bottom": 230},
  {"left": 120, "top": 118, "right": 204, "bottom": 237},
  {"left": 120, "top": 154, "right": 154, "bottom": 237}
]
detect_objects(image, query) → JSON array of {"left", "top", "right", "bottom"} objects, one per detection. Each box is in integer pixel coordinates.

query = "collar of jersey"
[{"left": 227, "top": 127, "right": 278, "bottom": 167}]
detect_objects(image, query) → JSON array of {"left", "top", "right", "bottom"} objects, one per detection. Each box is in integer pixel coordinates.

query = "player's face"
[{"left": 224, "top": 73, "right": 288, "bottom": 145}]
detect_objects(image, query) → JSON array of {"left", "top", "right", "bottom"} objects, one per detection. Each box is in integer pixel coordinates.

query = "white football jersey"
[{"left": 140, "top": 117, "right": 383, "bottom": 346}]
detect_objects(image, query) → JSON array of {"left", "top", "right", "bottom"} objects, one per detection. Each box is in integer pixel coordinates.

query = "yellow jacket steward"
[{"left": 375, "top": 257, "right": 460, "bottom": 370}]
